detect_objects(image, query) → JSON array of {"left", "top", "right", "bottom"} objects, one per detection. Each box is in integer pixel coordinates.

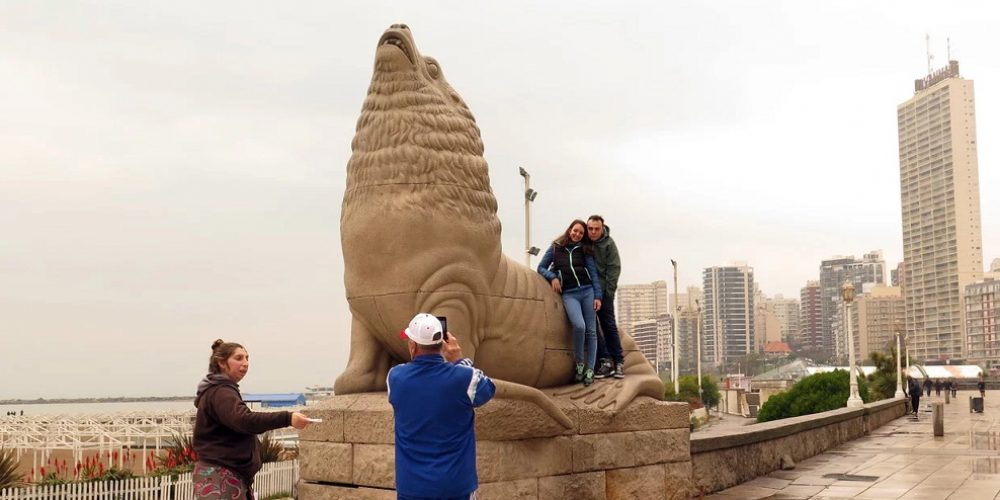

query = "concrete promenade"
[{"left": 707, "top": 390, "right": 1000, "bottom": 499}]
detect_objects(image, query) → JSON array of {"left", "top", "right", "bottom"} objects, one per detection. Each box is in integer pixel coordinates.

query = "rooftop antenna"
[
  {"left": 925, "top": 34, "right": 934, "bottom": 74},
  {"left": 947, "top": 37, "right": 951, "bottom": 61}
]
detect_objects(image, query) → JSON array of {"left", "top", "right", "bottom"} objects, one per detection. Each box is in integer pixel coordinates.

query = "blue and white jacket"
[{"left": 387, "top": 354, "right": 496, "bottom": 499}]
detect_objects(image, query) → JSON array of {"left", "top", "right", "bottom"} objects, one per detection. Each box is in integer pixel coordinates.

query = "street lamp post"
[
  {"left": 671, "top": 259, "right": 679, "bottom": 395},
  {"left": 895, "top": 331, "right": 905, "bottom": 398},
  {"left": 842, "top": 281, "right": 864, "bottom": 408},
  {"left": 519, "top": 167, "right": 539, "bottom": 267},
  {"left": 696, "top": 298, "right": 703, "bottom": 397}
]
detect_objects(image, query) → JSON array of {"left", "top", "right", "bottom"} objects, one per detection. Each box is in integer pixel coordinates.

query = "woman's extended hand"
[
  {"left": 594, "top": 299, "right": 602, "bottom": 311},
  {"left": 551, "top": 279, "right": 562, "bottom": 294},
  {"left": 291, "top": 412, "right": 311, "bottom": 430}
]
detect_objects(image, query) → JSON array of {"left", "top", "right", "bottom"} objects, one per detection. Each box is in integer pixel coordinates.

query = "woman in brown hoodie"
[{"left": 193, "top": 339, "right": 310, "bottom": 499}]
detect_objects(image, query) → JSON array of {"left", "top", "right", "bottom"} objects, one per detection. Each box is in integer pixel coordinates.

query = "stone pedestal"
[{"left": 297, "top": 393, "right": 694, "bottom": 499}]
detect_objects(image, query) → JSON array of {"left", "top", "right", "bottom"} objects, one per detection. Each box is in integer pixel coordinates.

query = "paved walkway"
[{"left": 708, "top": 391, "right": 1000, "bottom": 499}]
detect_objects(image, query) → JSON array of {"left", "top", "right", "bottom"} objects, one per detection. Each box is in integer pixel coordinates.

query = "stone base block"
[{"left": 299, "top": 393, "right": 694, "bottom": 499}]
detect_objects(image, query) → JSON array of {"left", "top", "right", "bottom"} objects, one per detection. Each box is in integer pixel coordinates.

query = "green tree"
[
  {"left": 700, "top": 375, "right": 721, "bottom": 409},
  {"left": 661, "top": 374, "right": 721, "bottom": 409},
  {"left": 866, "top": 348, "right": 899, "bottom": 401},
  {"left": 757, "top": 370, "right": 870, "bottom": 422}
]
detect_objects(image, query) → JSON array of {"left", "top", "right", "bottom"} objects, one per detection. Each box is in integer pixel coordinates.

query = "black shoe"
[
  {"left": 594, "top": 359, "right": 613, "bottom": 379},
  {"left": 613, "top": 362, "right": 625, "bottom": 379}
]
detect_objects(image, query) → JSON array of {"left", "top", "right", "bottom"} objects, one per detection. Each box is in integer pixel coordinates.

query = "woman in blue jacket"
[{"left": 537, "top": 219, "right": 603, "bottom": 386}]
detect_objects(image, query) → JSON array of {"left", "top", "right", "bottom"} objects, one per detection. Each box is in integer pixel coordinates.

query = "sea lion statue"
[{"left": 335, "top": 24, "right": 663, "bottom": 424}]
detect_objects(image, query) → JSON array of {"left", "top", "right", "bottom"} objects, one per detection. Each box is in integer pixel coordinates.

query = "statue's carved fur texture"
[{"left": 336, "top": 25, "right": 663, "bottom": 418}]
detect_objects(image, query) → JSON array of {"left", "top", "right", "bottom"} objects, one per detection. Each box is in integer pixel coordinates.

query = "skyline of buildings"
[{"left": 609, "top": 60, "right": 995, "bottom": 374}]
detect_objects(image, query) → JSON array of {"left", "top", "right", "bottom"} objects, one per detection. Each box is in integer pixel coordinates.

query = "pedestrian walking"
[{"left": 907, "top": 376, "right": 921, "bottom": 415}]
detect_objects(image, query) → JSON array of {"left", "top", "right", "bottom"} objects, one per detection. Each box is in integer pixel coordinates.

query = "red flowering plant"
[
  {"left": 34, "top": 450, "right": 137, "bottom": 485},
  {"left": 148, "top": 432, "right": 196, "bottom": 477}
]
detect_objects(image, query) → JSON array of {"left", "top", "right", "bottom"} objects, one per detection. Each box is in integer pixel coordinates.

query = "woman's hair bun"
[{"left": 211, "top": 339, "right": 225, "bottom": 350}]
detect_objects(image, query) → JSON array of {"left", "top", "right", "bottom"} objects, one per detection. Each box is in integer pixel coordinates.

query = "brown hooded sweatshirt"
[{"left": 193, "top": 374, "right": 291, "bottom": 486}]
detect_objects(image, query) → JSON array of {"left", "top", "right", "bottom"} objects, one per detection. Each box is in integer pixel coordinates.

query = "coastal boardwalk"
[{"left": 708, "top": 391, "right": 1000, "bottom": 499}]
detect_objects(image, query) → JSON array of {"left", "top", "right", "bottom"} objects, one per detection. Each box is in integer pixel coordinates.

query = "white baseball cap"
[{"left": 399, "top": 313, "right": 444, "bottom": 345}]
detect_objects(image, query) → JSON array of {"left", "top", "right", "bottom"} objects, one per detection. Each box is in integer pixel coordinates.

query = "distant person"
[
  {"left": 907, "top": 376, "right": 921, "bottom": 415},
  {"left": 950, "top": 379, "right": 958, "bottom": 397},
  {"left": 537, "top": 219, "right": 603, "bottom": 386},
  {"left": 923, "top": 378, "right": 932, "bottom": 397},
  {"left": 193, "top": 339, "right": 311, "bottom": 500},
  {"left": 934, "top": 378, "right": 942, "bottom": 396},
  {"left": 586, "top": 215, "right": 625, "bottom": 380},
  {"left": 389, "top": 313, "right": 496, "bottom": 500},
  {"left": 979, "top": 375, "right": 987, "bottom": 398}
]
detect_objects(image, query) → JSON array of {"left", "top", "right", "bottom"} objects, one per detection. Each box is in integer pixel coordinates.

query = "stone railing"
[{"left": 690, "top": 397, "right": 906, "bottom": 494}]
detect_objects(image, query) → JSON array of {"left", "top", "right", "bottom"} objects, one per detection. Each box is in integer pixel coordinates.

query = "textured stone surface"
[
  {"left": 475, "top": 397, "right": 577, "bottom": 441},
  {"left": 298, "top": 441, "right": 352, "bottom": 483},
  {"left": 477, "top": 437, "right": 574, "bottom": 482},
  {"left": 353, "top": 444, "right": 395, "bottom": 489},
  {"left": 577, "top": 397, "right": 690, "bottom": 435},
  {"left": 574, "top": 429, "right": 690, "bottom": 472},
  {"left": 298, "top": 394, "right": 359, "bottom": 443},
  {"left": 343, "top": 393, "right": 395, "bottom": 444},
  {"left": 664, "top": 462, "right": 697, "bottom": 500},
  {"left": 606, "top": 464, "right": 665, "bottom": 500},
  {"left": 298, "top": 481, "right": 394, "bottom": 500},
  {"left": 477, "top": 478, "right": 538, "bottom": 500},
  {"left": 537, "top": 472, "right": 606, "bottom": 499}
]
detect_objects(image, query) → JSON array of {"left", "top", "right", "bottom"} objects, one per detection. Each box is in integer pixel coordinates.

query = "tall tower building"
[
  {"left": 675, "top": 307, "right": 700, "bottom": 375},
  {"left": 765, "top": 294, "right": 800, "bottom": 342},
  {"left": 616, "top": 281, "right": 669, "bottom": 339},
  {"left": 799, "top": 281, "right": 824, "bottom": 356},
  {"left": 703, "top": 264, "right": 755, "bottom": 368},
  {"left": 631, "top": 319, "right": 659, "bottom": 369},
  {"left": 898, "top": 60, "right": 985, "bottom": 361},
  {"left": 965, "top": 278, "right": 1000, "bottom": 371}
]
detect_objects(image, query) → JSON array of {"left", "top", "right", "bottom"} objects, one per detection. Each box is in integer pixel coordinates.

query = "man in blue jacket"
[{"left": 388, "top": 313, "right": 496, "bottom": 499}]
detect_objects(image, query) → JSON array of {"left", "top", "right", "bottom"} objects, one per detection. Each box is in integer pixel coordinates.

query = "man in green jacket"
[{"left": 587, "top": 215, "right": 625, "bottom": 379}]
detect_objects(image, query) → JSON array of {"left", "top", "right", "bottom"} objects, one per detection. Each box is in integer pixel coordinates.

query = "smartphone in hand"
[{"left": 436, "top": 316, "right": 448, "bottom": 341}]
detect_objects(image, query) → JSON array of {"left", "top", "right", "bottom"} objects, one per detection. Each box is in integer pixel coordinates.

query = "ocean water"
[{"left": 1, "top": 400, "right": 196, "bottom": 416}]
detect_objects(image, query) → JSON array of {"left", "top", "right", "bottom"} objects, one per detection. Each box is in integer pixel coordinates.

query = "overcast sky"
[{"left": 2, "top": 1, "right": 997, "bottom": 399}]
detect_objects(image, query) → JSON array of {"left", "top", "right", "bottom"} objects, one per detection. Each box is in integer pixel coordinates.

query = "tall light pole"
[
  {"left": 671, "top": 259, "right": 679, "bottom": 395},
  {"left": 894, "top": 319, "right": 905, "bottom": 398},
  {"left": 519, "top": 167, "right": 539, "bottom": 267},
  {"left": 696, "top": 298, "right": 703, "bottom": 397},
  {"left": 842, "top": 281, "right": 864, "bottom": 408}
]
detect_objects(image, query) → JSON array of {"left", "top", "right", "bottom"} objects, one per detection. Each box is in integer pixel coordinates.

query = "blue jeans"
[
  {"left": 595, "top": 294, "right": 624, "bottom": 364},
  {"left": 562, "top": 286, "right": 597, "bottom": 370}
]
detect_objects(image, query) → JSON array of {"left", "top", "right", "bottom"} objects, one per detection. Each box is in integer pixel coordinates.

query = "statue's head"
[{"left": 368, "top": 24, "right": 475, "bottom": 123}]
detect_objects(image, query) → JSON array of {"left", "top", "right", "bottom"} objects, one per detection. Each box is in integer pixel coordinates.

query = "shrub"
[
  {"left": 1, "top": 447, "right": 24, "bottom": 490},
  {"left": 757, "top": 370, "right": 870, "bottom": 422},
  {"left": 662, "top": 375, "right": 721, "bottom": 410},
  {"left": 258, "top": 432, "right": 286, "bottom": 463},
  {"left": 866, "top": 348, "right": 899, "bottom": 401}
]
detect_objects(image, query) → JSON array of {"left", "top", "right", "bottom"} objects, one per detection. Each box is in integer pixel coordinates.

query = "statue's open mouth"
[{"left": 377, "top": 30, "right": 415, "bottom": 65}]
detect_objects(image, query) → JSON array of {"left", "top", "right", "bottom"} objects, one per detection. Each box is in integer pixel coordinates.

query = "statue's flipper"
[
  {"left": 334, "top": 316, "right": 394, "bottom": 394},
  {"left": 492, "top": 379, "right": 573, "bottom": 428}
]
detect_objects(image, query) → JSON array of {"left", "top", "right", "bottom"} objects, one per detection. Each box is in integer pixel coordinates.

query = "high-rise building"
[
  {"left": 616, "top": 280, "right": 669, "bottom": 339},
  {"left": 898, "top": 60, "right": 985, "bottom": 361},
  {"left": 799, "top": 281, "right": 824, "bottom": 355},
  {"left": 965, "top": 278, "right": 1000, "bottom": 371},
  {"left": 703, "top": 264, "right": 755, "bottom": 368},
  {"left": 654, "top": 313, "right": 673, "bottom": 373},
  {"left": 891, "top": 262, "right": 905, "bottom": 288},
  {"left": 675, "top": 307, "right": 700, "bottom": 375},
  {"left": 631, "top": 318, "right": 659, "bottom": 369},
  {"left": 820, "top": 251, "right": 886, "bottom": 361},
  {"left": 765, "top": 294, "right": 800, "bottom": 342},
  {"left": 855, "top": 285, "right": 905, "bottom": 360}
]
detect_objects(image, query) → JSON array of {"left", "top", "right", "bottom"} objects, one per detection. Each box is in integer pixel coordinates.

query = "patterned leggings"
[{"left": 193, "top": 462, "right": 252, "bottom": 500}]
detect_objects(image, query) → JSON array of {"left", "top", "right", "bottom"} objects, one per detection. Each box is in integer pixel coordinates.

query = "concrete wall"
[{"left": 690, "top": 398, "right": 905, "bottom": 494}]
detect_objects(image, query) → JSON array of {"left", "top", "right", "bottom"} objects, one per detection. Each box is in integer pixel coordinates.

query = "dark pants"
[
  {"left": 910, "top": 394, "right": 920, "bottom": 414},
  {"left": 595, "top": 295, "right": 624, "bottom": 363}
]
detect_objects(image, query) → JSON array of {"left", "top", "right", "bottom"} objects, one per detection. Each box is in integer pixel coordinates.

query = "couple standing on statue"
[{"left": 537, "top": 215, "right": 625, "bottom": 386}]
